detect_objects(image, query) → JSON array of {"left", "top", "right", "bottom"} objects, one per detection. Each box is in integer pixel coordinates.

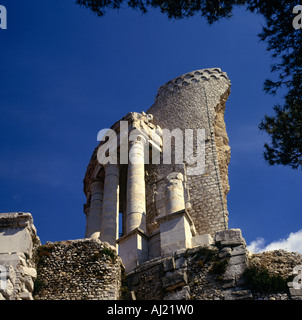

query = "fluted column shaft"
[
  {"left": 101, "top": 164, "right": 120, "bottom": 247},
  {"left": 165, "top": 172, "right": 185, "bottom": 215},
  {"left": 86, "top": 180, "right": 103, "bottom": 239},
  {"left": 126, "top": 136, "right": 146, "bottom": 233}
]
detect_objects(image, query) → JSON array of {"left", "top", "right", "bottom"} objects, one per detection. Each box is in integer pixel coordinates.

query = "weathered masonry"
[
  {"left": 83, "top": 68, "right": 231, "bottom": 272},
  {"left": 1, "top": 68, "right": 302, "bottom": 300}
]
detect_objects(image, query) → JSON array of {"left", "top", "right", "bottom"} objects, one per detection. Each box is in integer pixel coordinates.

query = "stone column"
[
  {"left": 126, "top": 136, "right": 147, "bottom": 233},
  {"left": 101, "top": 164, "right": 120, "bottom": 247},
  {"left": 85, "top": 180, "right": 103, "bottom": 239},
  {"left": 165, "top": 172, "right": 185, "bottom": 215},
  {"left": 156, "top": 172, "right": 195, "bottom": 255},
  {"left": 84, "top": 204, "right": 90, "bottom": 238}
]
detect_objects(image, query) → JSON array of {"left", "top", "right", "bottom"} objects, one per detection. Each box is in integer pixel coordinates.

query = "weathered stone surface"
[
  {"left": 163, "top": 270, "right": 188, "bottom": 291},
  {"left": 175, "top": 256, "right": 187, "bottom": 269},
  {"left": 23, "top": 275, "right": 34, "bottom": 292},
  {"left": 3, "top": 64, "right": 302, "bottom": 302},
  {"left": 21, "top": 266, "right": 37, "bottom": 278},
  {"left": 0, "top": 278, "right": 13, "bottom": 299},
  {"left": 223, "top": 263, "right": 247, "bottom": 283},
  {"left": 158, "top": 210, "right": 194, "bottom": 255},
  {"left": 165, "top": 172, "right": 185, "bottom": 216},
  {"left": 34, "top": 238, "right": 123, "bottom": 300},
  {"left": 228, "top": 255, "right": 248, "bottom": 266},
  {"left": 224, "top": 289, "right": 253, "bottom": 300},
  {"left": 147, "top": 68, "right": 231, "bottom": 237},
  {"left": 101, "top": 164, "right": 120, "bottom": 247},
  {"left": 0, "top": 212, "right": 40, "bottom": 300},
  {"left": 162, "top": 257, "right": 175, "bottom": 272},
  {"left": 248, "top": 249, "right": 302, "bottom": 279},
  {"left": 164, "top": 285, "right": 190, "bottom": 300},
  {"left": 84, "top": 68, "right": 232, "bottom": 272},
  {"left": 0, "top": 212, "right": 39, "bottom": 258},
  {"left": 289, "top": 288, "right": 302, "bottom": 296},
  {"left": 215, "top": 229, "right": 245, "bottom": 247},
  {"left": 219, "top": 247, "right": 232, "bottom": 258},
  {"left": 231, "top": 245, "right": 246, "bottom": 256},
  {"left": 19, "top": 291, "right": 33, "bottom": 300},
  {"left": 117, "top": 229, "right": 148, "bottom": 273},
  {"left": 191, "top": 234, "right": 214, "bottom": 248}
]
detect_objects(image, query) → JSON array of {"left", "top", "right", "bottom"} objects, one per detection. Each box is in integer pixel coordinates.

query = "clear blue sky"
[{"left": 0, "top": 0, "right": 301, "bottom": 251}]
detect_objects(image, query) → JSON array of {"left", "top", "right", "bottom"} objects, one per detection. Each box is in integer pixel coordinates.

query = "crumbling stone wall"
[
  {"left": 124, "top": 229, "right": 302, "bottom": 300},
  {"left": 248, "top": 250, "right": 302, "bottom": 300},
  {"left": 34, "top": 238, "right": 123, "bottom": 300},
  {"left": 249, "top": 250, "right": 302, "bottom": 278},
  {"left": 125, "top": 229, "right": 252, "bottom": 300},
  {"left": 213, "top": 90, "right": 231, "bottom": 213}
]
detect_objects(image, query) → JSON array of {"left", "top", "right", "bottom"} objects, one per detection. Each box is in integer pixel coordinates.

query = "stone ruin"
[
  {"left": 83, "top": 68, "right": 231, "bottom": 272},
  {"left": 1, "top": 68, "right": 302, "bottom": 300},
  {"left": 0, "top": 212, "right": 40, "bottom": 300}
]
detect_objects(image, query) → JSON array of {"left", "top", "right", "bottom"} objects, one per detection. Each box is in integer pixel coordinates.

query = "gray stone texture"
[
  {"left": 0, "top": 212, "right": 40, "bottom": 300},
  {"left": 83, "top": 68, "right": 232, "bottom": 270},
  {"left": 34, "top": 238, "right": 123, "bottom": 300},
  {"left": 147, "top": 68, "right": 231, "bottom": 237},
  {"left": 2, "top": 68, "right": 302, "bottom": 300}
]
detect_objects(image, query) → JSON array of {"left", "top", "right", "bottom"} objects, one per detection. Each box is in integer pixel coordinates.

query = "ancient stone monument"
[
  {"left": 83, "top": 68, "right": 231, "bottom": 272},
  {"left": 1, "top": 68, "right": 301, "bottom": 300}
]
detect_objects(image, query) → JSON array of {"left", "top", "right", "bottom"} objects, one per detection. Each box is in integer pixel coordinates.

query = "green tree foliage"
[
  {"left": 76, "top": 0, "right": 246, "bottom": 22},
  {"left": 77, "top": 0, "right": 302, "bottom": 169}
]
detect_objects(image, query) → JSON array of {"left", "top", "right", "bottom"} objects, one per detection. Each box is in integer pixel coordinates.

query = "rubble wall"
[{"left": 33, "top": 238, "right": 123, "bottom": 300}]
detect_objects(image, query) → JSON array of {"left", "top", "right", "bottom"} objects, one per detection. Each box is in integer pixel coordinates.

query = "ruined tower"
[
  {"left": 147, "top": 67, "right": 231, "bottom": 237},
  {"left": 83, "top": 68, "right": 231, "bottom": 272}
]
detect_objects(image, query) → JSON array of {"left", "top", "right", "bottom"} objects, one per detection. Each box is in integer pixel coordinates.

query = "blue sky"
[{"left": 0, "top": 0, "right": 301, "bottom": 252}]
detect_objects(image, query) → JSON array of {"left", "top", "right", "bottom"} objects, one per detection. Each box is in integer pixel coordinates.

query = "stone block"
[
  {"left": 0, "top": 253, "right": 22, "bottom": 267},
  {"left": 228, "top": 255, "right": 248, "bottom": 266},
  {"left": 19, "top": 291, "right": 33, "bottom": 300},
  {"left": 223, "top": 263, "right": 247, "bottom": 283},
  {"left": 21, "top": 266, "right": 37, "bottom": 278},
  {"left": 219, "top": 247, "right": 232, "bottom": 258},
  {"left": 163, "top": 258, "right": 175, "bottom": 272},
  {"left": 175, "top": 256, "right": 187, "bottom": 269},
  {"left": 23, "top": 275, "right": 34, "bottom": 292},
  {"left": 191, "top": 234, "right": 214, "bottom": 248},
  {"left": 223, "top": 289, "right": 253, "bottom": 300},
  {"left": 7, "top": 266, "right": 16, "bottom": 285},
  {"left": 117, "top": 229, "right": 148, "bottom": 273},
  {"left": 148, "top": 232, "right": 160, "bottom": 260},
  {"left": 0, "top": 228, "right": 33, "bottom": 257},
  {"left": 164, "top": 285, "right": 190, "bottom": 300},
  {"left": 231, "top": 245, "right": 246, "bottom": 256},
  {"left": 215, "top": 229, "right": 245, "bottom": 247},
  {"left": 289, "top": 288, "right": 302, "bottom": 296},
  {"left": 163, "top": 270, "right": 188, "bottom": 291},
  {"left": 0, "top": 278, "right": 13, "bottom": 299},
  {"left": 0, "top": 212, "right": 39, "bottom": 259},
  {"left": 158, "top": 210, "right": 194, "bottom": 255}
]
